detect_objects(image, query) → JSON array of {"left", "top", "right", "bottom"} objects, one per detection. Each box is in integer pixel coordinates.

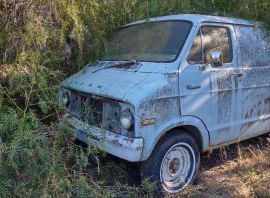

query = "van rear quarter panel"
[{"left": 233, "top": 25, "right": 270, "bottom": 140}]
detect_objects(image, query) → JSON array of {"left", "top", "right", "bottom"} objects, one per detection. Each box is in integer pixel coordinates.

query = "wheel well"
[{"left": 159, "top": 125, "right": 203, "bottom": 152}]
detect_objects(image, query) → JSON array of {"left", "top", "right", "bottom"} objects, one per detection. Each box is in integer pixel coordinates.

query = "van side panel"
[{"left": 234, "top": 25, "right": 270, "bottom": 140}]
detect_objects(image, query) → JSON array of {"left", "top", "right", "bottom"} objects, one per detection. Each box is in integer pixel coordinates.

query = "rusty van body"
[{"left": 59, "top": 14, "right": 270, "bottom": 196}]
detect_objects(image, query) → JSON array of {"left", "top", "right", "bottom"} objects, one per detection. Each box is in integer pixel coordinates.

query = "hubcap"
[{"left": 160, "top": 143, "right": 196, "bottom": 193}]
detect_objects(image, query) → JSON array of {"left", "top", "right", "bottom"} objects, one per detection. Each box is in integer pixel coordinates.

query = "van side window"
[
  {"left": 188, "top": 26, "right": 232, "bottom": 64},
  {"left": 187, "top": 31, "right": 203, "bottom": 64}
]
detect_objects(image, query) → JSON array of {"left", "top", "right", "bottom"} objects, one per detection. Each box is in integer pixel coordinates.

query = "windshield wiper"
[{"left": 93, "top": 60, "right": 139, "bottom": 73}]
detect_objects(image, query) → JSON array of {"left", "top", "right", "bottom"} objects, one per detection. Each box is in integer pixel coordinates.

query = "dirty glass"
[
  {"left": 202, "top": 26, "right": 232, "bottom": 63},
  {"left": 102, "top": 21, "right": 192, "bottom": 62},
  {"left": 187, "top": 26, "right": 232, "bottom": 64},
  {"left": 235, "top": 25, "right": 270, "bottom": 67},
  {"left": 187, "top": 30, "right": 203, "bottom": 64}
]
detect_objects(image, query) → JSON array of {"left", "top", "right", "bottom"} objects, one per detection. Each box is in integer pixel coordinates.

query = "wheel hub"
[
  {"left": 160, "top": 143, "right": 196, "bottom": 193},
  {"left": 169, "top": 158, "right": 180, "bottom": 174}
]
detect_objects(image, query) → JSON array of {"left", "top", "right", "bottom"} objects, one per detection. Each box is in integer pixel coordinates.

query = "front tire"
[{"left": 141, "top": 131, "right": 200, "bottom": 197}]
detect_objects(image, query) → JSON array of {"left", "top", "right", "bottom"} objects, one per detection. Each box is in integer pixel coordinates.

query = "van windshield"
[{"left": 102, "top": 21, "right": 192, "bottom": 62}]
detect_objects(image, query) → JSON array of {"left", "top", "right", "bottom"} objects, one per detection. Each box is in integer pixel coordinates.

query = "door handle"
[{"left": 186, "top": 85, "right": 201, "bottom": 90}]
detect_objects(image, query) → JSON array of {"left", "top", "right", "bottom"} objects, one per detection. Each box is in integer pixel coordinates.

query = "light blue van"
[{"left": 59, "top": 14, "right": 270, "bottom": 196}]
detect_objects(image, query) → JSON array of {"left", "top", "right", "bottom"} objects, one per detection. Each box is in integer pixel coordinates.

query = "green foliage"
[{"left": 1, "top": 0, "right": 270, "bottom": 196}]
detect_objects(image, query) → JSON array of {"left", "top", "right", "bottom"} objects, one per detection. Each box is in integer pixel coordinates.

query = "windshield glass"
[{"left": 102, "top": 21, "right": 192, "bottom": 62}]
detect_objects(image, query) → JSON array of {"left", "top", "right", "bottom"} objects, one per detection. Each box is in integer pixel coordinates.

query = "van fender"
[{"left": 142, "top": 116, "right": 210, "bottom": 161}]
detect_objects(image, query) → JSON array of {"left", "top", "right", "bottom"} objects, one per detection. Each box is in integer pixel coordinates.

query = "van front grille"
[
  {"left": 66, "top": 90, "right": 122, "bottom": 134},
  {"left": 67, "top": 91, "right": 103, "bottom": 126}
]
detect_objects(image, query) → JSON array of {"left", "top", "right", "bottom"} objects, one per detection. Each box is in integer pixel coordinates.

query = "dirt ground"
[
  {"left": 91, "top": 133, "right": 270, "bottom": 198},
  {"left": 179, "top": 134, "right": 270, "bottom": 198}
]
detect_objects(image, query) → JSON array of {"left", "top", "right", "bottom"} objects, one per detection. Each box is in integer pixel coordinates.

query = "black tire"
[{"left": 140, "top": 131, "right": 200, "bottom": 197}]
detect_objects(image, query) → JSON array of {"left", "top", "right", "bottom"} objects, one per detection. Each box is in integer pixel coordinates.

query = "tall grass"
[{"left": 1, "top": 0, "right": 270, "bottom": 196}]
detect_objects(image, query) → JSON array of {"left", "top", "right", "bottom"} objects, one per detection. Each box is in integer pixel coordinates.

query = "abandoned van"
[{"left": 59, "top": 14, "right": 270, "bottom": 196}]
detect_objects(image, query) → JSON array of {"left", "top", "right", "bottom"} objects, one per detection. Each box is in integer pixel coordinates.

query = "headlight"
[
  {"left": 59, "top": 88, "right": 70, "bottom": 107},
  {"left": 63, "top": 92, "right": 70, "bottom": 106},
  {"left": 120, "top": 109, "right": 133, "bottom": 130}
]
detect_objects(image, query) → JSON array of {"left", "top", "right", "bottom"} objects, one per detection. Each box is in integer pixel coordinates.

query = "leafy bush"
[{"left": 1, "top": 0, "right": 270, "bottom": 196}]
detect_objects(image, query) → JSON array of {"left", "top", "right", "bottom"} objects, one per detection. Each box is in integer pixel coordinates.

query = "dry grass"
[
  {"left": 177, "top": 134, "right": 270, "bottom": 198},
  {"left": 104, "top": 134, "right": 270, "bottom": 198}
]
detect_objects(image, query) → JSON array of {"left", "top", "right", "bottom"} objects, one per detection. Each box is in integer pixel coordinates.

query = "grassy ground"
[
  {"left": 80, "top": 133, "right": 270, "bottom": 198},
  {"left": 71, "top": 133, "right": 270, "bottom": 198}
]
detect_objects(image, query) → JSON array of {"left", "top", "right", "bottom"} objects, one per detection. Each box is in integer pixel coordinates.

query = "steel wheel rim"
[{"left": 160, "top": 142, "right": 196, "bottom": 193}]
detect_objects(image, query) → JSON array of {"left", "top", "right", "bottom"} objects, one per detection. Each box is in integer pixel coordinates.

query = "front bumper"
[{"left": 63, "top": 114, "right": 144, "bottom": 162}]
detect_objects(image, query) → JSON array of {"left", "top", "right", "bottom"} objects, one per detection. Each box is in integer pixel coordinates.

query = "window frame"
[{"left": 187, "top": 24, "right": 233, "bottom": 65}]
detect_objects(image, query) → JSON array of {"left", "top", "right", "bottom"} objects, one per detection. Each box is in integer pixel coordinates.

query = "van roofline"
[{"left": 124, "top": 14, "right": 254, "bottom": 27}]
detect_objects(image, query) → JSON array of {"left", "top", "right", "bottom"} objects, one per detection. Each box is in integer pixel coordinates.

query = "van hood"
[{"left": 62, "top": 62, "right": 179, "bottom": 105}]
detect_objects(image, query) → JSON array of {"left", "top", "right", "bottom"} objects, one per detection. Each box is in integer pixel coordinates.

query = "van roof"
[{"left": 126, "top": 14, "right": 253, "bottom": 27}]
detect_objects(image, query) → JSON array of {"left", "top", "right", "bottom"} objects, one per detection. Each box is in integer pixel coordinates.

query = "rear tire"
[{"left": 140, "top": 131, "right": 200, "bottom": 197}]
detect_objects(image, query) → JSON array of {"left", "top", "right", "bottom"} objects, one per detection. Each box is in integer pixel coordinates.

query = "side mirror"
[{"left": 211, "top": 50, "right": 223, "bottom": 67}]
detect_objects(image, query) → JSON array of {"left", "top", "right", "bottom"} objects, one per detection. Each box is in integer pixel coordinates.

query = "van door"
[
  {"left": 233, "top": 25, "right": 270, "bottom": 140},
  {"left": 179, "top": 24, "right": 240, "bottom": 146}
]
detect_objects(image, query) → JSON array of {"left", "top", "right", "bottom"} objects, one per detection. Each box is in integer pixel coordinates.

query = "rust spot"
[
  {"left": 246, "top": 120, "right": 256, "bottom": 129},
  {"left": 112, "top": 139, "right": 122, "bottom": 147},
  {"left": 264, "top": 97, "right": 270, "bottom": 105},
  {"left": 244, "top": 108, "right": 254, "bottom": 119}
]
